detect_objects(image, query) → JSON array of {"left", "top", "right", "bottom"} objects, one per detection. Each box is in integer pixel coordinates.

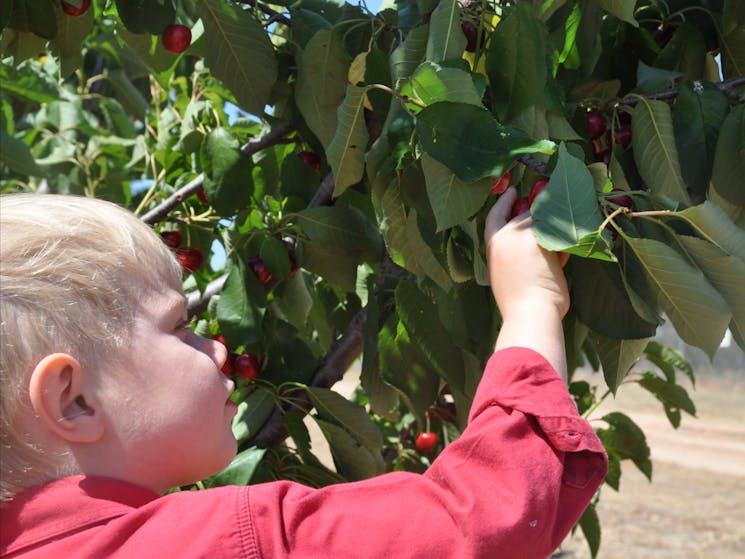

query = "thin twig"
[{"left": 140, "top": 124, "right": 293, "bottom": 224}]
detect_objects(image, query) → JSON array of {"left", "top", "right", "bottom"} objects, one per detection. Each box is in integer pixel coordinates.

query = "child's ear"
[{"left": 28, "top": 353, "right": 104, "bottom": 444}]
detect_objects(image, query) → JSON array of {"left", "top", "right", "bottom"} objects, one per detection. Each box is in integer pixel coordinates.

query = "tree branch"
[
  {"left": 140, "top": 124, "right": 293, "bottom": 224},
  {"left": 610, "top": 75, "right": 745, "bottom": 107},
  {"left": 238, "top": 0, "right": 291, "bottom": 27},
  {"left": 251, "top": 308, "right": 369, "bottom": 447}
]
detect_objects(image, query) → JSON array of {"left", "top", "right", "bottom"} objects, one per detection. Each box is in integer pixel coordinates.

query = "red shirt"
[{"left": 0, "top": 347, "right": 607, "bottom": 558}]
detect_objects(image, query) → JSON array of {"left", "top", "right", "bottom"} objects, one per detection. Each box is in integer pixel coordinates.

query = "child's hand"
[{"left": 484, "top": 187, "right": 570, "bottom": 378}]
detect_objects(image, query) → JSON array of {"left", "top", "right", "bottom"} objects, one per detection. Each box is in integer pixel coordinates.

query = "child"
[{"left": 0, "top": 188, "right": 606, "bottom": 558}]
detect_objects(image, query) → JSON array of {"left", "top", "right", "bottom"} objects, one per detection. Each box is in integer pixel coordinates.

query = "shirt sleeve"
[{"left": 243, "top": 347, "right": 607, "bottom": 559}]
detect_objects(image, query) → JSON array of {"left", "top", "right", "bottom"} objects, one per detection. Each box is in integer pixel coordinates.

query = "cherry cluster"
[
  {"left": 160, "top": 229, "right": 204, "bottom": 274},
  {"left": 214, "top": 334, "right": 262, "bottom": 381},
  {"left": 585, "top": 109, "right": 633, "bottom": 166}
]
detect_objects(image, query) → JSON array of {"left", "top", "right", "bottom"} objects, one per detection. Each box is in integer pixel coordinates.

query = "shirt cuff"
[{"left": 470, "top": 346, "right": 607, "bottom": 488}]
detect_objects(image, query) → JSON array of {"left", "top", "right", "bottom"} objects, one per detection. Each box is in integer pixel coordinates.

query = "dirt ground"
[
  {"left": 311, "top": 364, "right": 745, "bottom": 558},
  {"left": 556, "top": 369, "right": 745, "bottom": 558}
]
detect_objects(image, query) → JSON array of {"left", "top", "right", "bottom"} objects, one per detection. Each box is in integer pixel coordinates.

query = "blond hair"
[{"left": 0, "top": 193, "right": 182, "bottom": 501}]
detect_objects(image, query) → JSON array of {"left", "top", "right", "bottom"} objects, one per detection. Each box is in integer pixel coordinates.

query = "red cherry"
[
  {"left": 614, "top": 127, "right": 632, "bottom": 149},
  {"left": 607, "top": 190, "right": 633, "bottom": 209},
  {"left": 528, "top": 179, "right": 549, "bottom": 206},
  {"left": 510, "top": 197, "right": 531, "bottom": 220},
  {"left": 415, "top": 431, "right": 438, "bottom": 453},
  {"left": 160, "top": 230, "right": 182, "bottom": 249},
  {"left": 490, "top": 170, "right": 511, "bottom": 195},
  {"left": 197, "top": 187, "right": 208, "bottom": 205},
  {"left": 161, "top": 24, "right": 192, "bottom": 54},
  {"left": 235, "top": 353, "right": 261, "bottom": 380},
  {"left": 248, "top": 257, "right": 272, "bottom": 284},
  {"left": 298, "top": 151, "right": 321, "bottom": 172},
  {"left": 61, "top": 0, "right": 90, "bottom": 16},
  {"left": 175, "top": 247, "right": 203, "bottom": 273},
  {"left": 461, "top": 21, "right": 478, "bottom": 53},
  {"left": 585, "top": 110, "right": 607, "bottom": 140},
  {"left": 221, "top": 352, "right": 236, "bottom": 376},
  {"left": 594, "top": 148, "right": 611, "bottom": 166}
]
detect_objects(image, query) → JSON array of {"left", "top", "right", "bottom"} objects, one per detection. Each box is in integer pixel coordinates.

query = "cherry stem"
[{"left": 368, "top": 83, "right": 426, "bottom": 108}]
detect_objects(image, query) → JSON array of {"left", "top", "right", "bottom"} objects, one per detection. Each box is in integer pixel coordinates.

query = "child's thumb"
[{"left": 484, "top": 187, "right": 517, "bottom": 242}]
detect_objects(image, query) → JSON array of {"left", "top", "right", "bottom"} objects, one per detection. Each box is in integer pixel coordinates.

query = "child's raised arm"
[{"left": 484, "top": 187, "right": 570, "bottom": 382}]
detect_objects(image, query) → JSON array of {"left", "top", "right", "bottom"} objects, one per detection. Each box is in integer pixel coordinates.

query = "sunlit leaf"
[
  {"left": 327, "top": 85, "right": 368, "bottom": 197},
  {"left": 201, "top": 0, "right": 277, "bottom": 117},
  {"left": 532, "top": 143, "right": 606, "bottom": 253},
  {"left": 296, "top": 29, "right": 349, "bottom": 146},
  {"left": 416, "top": 101, "right": 555, "bottom": 182}
]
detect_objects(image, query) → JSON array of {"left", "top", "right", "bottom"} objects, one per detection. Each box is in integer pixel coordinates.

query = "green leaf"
[
  {"left": 425, "top": 0, "right": 466, "bottom": 63},
  {"left": 232, "top": 387, "right": 276, "bottom": 444},
  {"left": 638, "top": 373, "right": 696, "bottom": 416},
  {"left": 719, "top": 11, "right": 745, "bottom": 78},
  {"left": 676, "top": 201, "right": 745, "bottom": 262},
  {"left": 115, "top": 0, "right": 174, "bottom": 34},
  {"left": 421, "top": 154, "right": 490, "bottom": 232},
  {"left": 578, "top": 504, "right": 602, "bottom": 559},
  {"left": 592, "top": 335, "right": 649, "bottom": 393},
  {"left": 676, "top": 234, "right": 745, "bottom": 344},
  {"left": 283, "top": 410, "right": 312, "bottom": 457},
  {"left": 710, "top": 104, "right": 745, "bottom": 207},
  {"left": 644, "top": 341, "right": 695, "bottom": 386},
  {"left": 601, "top": 0, "right": 637, "bottom": 27},
  {"left": 636, "top": 60, "right": 682, "bottom": 92},
  {"left": 531, "top": 143, "right": 606, "bottom": 253},
  {"left": 390, "top": 23, "right": 429, "bottom": 82},
  {"left": 313, "top": 418, "right": 383, "bottom": 481},
  {"left": 673, "top": 81, "right": 730, "bottom": 196},
  {"left": 485, "top": 1, "right": 548, "bottom": 120},
  {"left": 569, "top": 257, "right": 657, "bottom": 339},
  {"left": 200, "top": 128, "right": 253, "bottom": 215},
  {"left": 216, "top": 259, "right": 266, "bottom": 348},
  {"left": 402, "top": 62, "right": 484, "bottom": 111},
  {"left": 416, "top": 102, "right": 555, "bottom": 182},
  {"left": 631, "top": 98, "right": 691, "bottom": 204},
  {"left": 201, "top": 0, "right": 277, "bottom": 117},
  {"left": 270, "top": 272, "right": 313, "bottom": 329},
  {"left": 395, "top": 278, "right": 465, "bottom": 391},
  {"left": 307, "top": 387, "right": 383, "bottom": 453},
  {"left": 295, "top": 205, "right": 382, "bottom": 263},
  {"left": 378, "top": 317, "right": 440, "bottom": 421},
  {"left": 0, "top": 131, "right": 45, "bottom": 177},
  {"left": 327, "top": 85, "right": 368, "bottom": 197},
  {"left": 624, "top": 236, "right": 731, "bottom": 358},
  {"left": 203, "top": 446, "right": 267, "bottom": 487},
  {"left": 0, "top": 60, "right": 61, "bottom": 104},
  {"left": 599, "top": 412, "right": 652, "bottom": 479},
  {"left": 295, "top": 29, "right": 348, "bottom": 146},
  {"left": 370, "top": 177, "right": 452, "bottom": 291},
  {"left": 10, "top": 0, "right": 58, "bottom": 39},
  {"left": 49, "top": 3, "right": 94, "bottom": 76}
]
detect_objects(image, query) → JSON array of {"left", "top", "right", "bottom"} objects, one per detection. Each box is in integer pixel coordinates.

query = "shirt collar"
[{"left": 1, "top": 476, "right": 160, "bottom": 556}]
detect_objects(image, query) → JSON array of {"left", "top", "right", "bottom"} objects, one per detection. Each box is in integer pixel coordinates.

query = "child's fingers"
[{"left": 484, "top": 187, "right": 518, "bottom": 243}]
